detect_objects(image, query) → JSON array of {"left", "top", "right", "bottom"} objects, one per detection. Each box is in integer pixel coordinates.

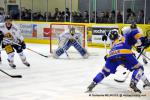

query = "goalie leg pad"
[
  {"left": 55, "top": 48, "right": 65, "bottom": 57},
  {"left": 72, "top": 41, "right": 87, "bottom": 56},
  {"left": 54, "top": 41, "right": 72, "bottom": 57}
]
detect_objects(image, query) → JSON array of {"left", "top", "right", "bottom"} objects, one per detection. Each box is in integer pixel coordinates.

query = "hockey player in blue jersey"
[
  {"left": 122, "top": 24, "right": 148, "bottom": 64},
  {"left": 86, "top": 26, "right": 150, "bottom": 93},
  {"left": 53, "top": 27, "right": 89, "bottom": 59}
]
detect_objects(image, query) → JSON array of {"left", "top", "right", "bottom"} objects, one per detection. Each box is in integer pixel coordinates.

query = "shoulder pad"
[{"left": 12, "top": 25, "right": 18, "bottom": 31}]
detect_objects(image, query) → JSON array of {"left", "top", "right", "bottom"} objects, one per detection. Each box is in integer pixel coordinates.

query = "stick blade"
[
  {"left": 114, "top": 79, "right": 125, "bottom": 83},
  {"left": 11, "top": 75, "right": 22, "bottom": 78}
]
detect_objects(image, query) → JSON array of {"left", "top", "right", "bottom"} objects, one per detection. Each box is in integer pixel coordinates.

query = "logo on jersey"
[{"left": 4, "top": 32, "right": 14, "bottom": 40}]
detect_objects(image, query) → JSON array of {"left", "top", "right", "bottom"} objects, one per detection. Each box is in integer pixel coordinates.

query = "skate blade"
[
  {"left": 143, "top": 86, "right": 150, "bottom": 90},
  {"left": 85, "top": 90, "right": 93, "bottom": 93},
  {"left": 127, "top": 87, "right": 141, "bottom": 94}
]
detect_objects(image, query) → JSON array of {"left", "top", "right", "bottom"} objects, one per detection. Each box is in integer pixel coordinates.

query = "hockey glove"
[
  {"left": 104, "top": 54, "right": 109, "bottom": 61},
  {"left": 136, "top": 46, "right": 142, "bottom": 53},
  {"left": 102, "top": 35, "right": 107, "bottom": 41},
  {"left": 20, "top": 41, "right": 26, "bottom": 49},
  {"left": 141, "top": 36, "right": 150, "bottom": 48}
]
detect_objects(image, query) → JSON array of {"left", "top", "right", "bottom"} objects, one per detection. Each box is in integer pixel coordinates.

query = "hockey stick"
[
  {"left": 0, "top": 69, "right": 22, "bottom": 78},
  {"left": 26, "top": 48, "right": 49, "bottom": 58},
  {"left": 142, "top": 53, "right": 150, "bottom": 61},
  {"left": 3, "top": 39, "right": 49, "bottom": 58},
  {"left": 104, "top": 32, "right": 108, "bottom": 54}
]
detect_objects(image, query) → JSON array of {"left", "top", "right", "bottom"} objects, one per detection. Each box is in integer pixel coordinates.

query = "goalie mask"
[
  {"left": 108, "top": 29, "right": 119, "bottom": 41},
  {"left": 70, "top": 27, "right": 75, "bottom": 35}
]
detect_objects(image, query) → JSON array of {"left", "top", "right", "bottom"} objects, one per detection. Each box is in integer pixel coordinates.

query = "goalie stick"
[{"left": 0, "top": 69, "right": 22, "bottom": 78}]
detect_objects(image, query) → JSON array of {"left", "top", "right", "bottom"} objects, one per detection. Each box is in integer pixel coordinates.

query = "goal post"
[{"left": 49, "top": 23, "right": 87, "bottom": 53}]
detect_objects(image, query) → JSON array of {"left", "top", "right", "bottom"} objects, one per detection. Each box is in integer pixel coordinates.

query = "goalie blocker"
[{"left": 53, "top": 27, "right": 89, "bottom": 59}]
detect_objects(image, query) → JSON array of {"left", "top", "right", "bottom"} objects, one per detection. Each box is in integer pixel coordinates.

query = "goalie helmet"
[
  {"left": 69, "top": 26, "right": 75, "bottom": 35},
  {"left": 108, "top": 29, "right": 119, "bottom": 41}
]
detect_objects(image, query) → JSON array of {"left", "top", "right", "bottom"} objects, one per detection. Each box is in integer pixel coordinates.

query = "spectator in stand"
[
  {"left": 148, "top": 18, "right": 150, "bottom": 24},
  {"left": 126, "top": 8, "right": 132, "bottom": 22},
  {"left": 117, "top": 11, "right": 123, "bottom": 23},
  {"left": 105, "top": 11, "right": 109, "bottom": 21},
  {"left": 44, "top": 12, "right": 52, "bottom": 21},
  {"left": 72, "top": 11, "right": 79, "bottom": 22},
  {"left": 107, "top": 10, "right": 115, "bottom": 23},
  {"left": 65, "top": 8, "right": 70, "bottom": 21},
  {"left": 91, "top": 11, "right": 98, "bottom": 23},
  {"left": 82, "top": 11, "right": 89, "bottom": 23},
  {"left": 37, "top": 12, "right": 44, "bottom": 21},
  {"left": 0, "top": 12, "right": 4, "bottom": 23},
  {"left": 137, "top": 10, "right": 144, "bottom": 24},
  {"left": 55, "top": 11, "right": 63, "bottom": 22},
  {"left": 53, "top": 8, "right": 59, "bottom": 21},
  {"left": 97, "top": 11, "right": 108, "bottom": 23},
  {"left": 126, "top": 12, "right": 136, "bottom": 24}
]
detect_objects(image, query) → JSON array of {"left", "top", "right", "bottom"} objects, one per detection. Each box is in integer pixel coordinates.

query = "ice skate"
[
  {"left": 83, "top": 53, "right": 89, "bottom": 59},
  {"left": 129, "top": 80, "right": 141, "bottom": 93},
  {"left": 7, "top": 59, "right": 16, "bottom": 69},
  {"left": 22, "top": 59, "right": 30, "bottom": 67},
  {"left": 143, "top": 79, "right": 150, "bottom": 89},
  {"left": 23, "top": 61, "right": 30, "bottom": 67},
  {"left": 20, "top": 56, "right": 30, "bottom": 67},
  {"left": 53, "top": 52, "right": 59, "bottom": 59},
  {"left": 9, "top": 63, "right": 16, "bottom": 69},
  {"left": 86, "top": 82, "right": 97, "bottom": 92}
]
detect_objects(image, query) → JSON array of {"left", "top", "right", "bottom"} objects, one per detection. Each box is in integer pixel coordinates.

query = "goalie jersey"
[{"left": 58, "top": 29, "right": 83, "bottom": 46}]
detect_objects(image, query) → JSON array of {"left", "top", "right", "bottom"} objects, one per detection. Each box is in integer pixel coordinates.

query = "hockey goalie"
[{"left": 53, "top": 26, "right": 89, "bottom": 59}]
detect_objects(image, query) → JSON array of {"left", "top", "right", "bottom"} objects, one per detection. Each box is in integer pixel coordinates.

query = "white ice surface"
[{"left": 0, "top": 43, "right": 150, "bottom": 100}]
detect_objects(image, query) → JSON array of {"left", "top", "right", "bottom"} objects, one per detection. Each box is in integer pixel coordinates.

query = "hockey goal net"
[{"left": 50, "top": 23, "right": 87, "bottom": 53}]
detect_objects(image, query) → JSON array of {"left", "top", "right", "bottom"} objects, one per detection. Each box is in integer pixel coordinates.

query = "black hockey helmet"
[
  {"left": 109, "top": 29, "right": 119, "bottom": 41},
  {"left": 130, "top": 22, "right": 137, "bottom": 29},
  {"left": 5, "top": 16, "right": 12, "bottom": 21}
]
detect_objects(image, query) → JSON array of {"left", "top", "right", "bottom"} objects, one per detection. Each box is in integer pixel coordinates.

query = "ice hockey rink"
[{"left": 0, "top": 43, "right": 150, "bottom": 100}]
